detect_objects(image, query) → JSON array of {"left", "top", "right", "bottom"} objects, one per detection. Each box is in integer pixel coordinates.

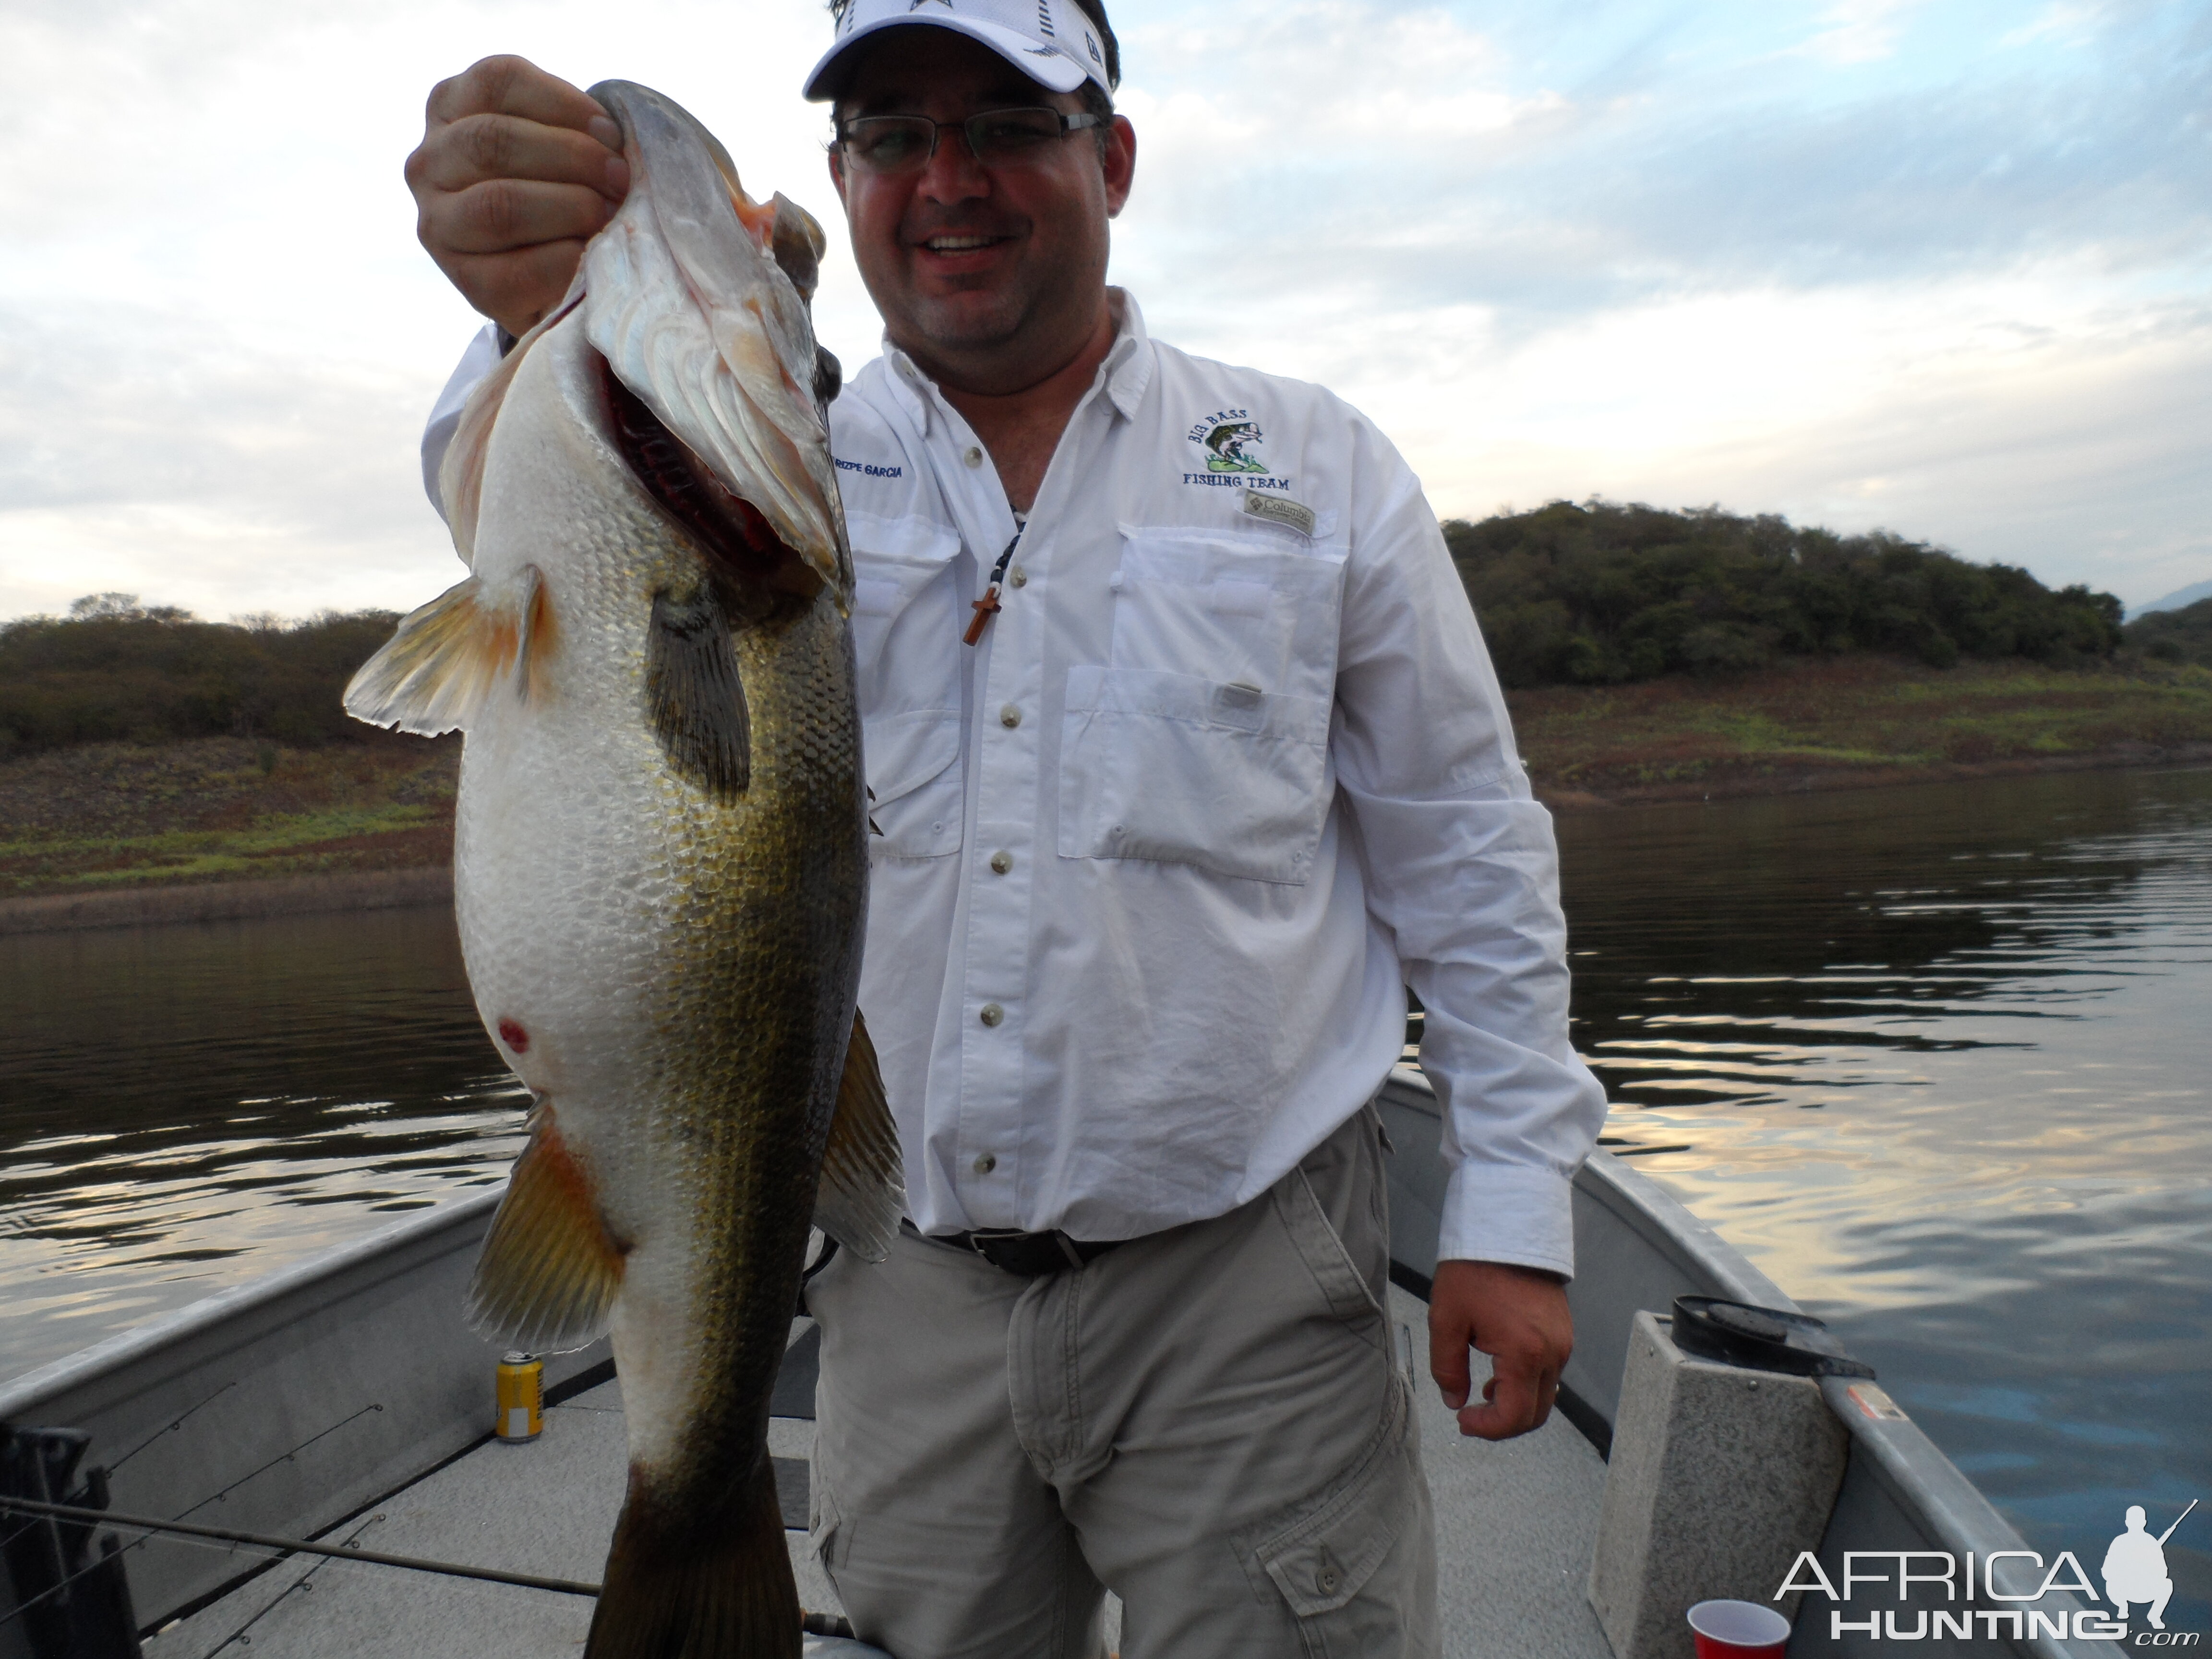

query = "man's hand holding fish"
[{"left": 388, "top": 2, "right": 1607, "bottom": 1653}]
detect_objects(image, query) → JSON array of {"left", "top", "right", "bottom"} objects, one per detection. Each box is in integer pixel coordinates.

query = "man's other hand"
[
  {"left": 406, "top": 56, "right": 630, "bottom": 338},
  {"left": 1428, "top": 1258, "right": 1572, "bottom": 1441}
]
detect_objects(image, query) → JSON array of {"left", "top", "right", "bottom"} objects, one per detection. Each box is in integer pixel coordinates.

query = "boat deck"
[{"left": 137, "top": 1286, "right": 1613, "bottom": 1658}]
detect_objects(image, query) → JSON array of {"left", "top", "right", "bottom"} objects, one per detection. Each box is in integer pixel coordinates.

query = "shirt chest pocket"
[
  {"left": 1058, "top": 532, "right": 1346, "bottom": 885},
  {"left": 851, "top": 512, "right": 965, "bottom": 859}
]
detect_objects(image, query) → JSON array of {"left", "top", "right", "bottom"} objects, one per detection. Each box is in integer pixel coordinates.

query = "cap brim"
[{"left": 804, "top": 15, "right": 1090, "bottom": 102}]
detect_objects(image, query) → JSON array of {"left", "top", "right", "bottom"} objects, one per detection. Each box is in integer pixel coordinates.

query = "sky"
[{"left": 0, "top": 0, "right": 2206, "bottom": 624}]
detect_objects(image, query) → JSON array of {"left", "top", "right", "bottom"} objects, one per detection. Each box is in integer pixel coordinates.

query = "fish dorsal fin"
[
  {"left": 468, "top": 1104, "right": 625, "bottom": 1353},
  {"left": 813, "top": 1009, "right": 905, "bottom": 1262},
  {"left": 441, "top": 286, "right": 585, "bottom": 563},
  {"left": 343, "top": 565, "right": 555, "bottom": 736}
]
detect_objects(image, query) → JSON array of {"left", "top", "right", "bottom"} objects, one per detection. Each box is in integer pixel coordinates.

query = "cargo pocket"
[{"left": 1237, "top": 1386, "right": 1423, "bottom": 1659}]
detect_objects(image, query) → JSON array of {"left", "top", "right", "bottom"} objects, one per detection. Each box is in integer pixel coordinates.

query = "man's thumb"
[{"left": 1429, "top": 1312, "right": 1472, "bottom": 1412}]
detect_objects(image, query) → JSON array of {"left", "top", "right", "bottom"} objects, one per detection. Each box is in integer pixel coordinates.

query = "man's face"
[{"left": 829, "top": 29, "right": 1135, "bottom": 390}]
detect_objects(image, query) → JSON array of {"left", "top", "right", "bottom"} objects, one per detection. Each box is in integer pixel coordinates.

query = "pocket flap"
[
  {"left": 1250, "top": 1393, "right": 1410, "bottom": 1617},
  {"left": 848, "top": 510, "right": 962, "bottom": 629},
  {"left": 865, "top": 709, "right": 962, "bottom": 805},
  {"left": 1065, "top": 665, "right": 1332, "bottom": 745}
]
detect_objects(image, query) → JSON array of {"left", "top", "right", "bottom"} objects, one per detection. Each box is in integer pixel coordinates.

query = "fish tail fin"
[{"left": 585, "top": 1459, "right": 800, "bottom": 1659}]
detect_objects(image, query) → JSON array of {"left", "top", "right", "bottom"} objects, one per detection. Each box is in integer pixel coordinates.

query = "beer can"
[{"left": 495, "top": 1352, "right": 543, "bottom": 1443}]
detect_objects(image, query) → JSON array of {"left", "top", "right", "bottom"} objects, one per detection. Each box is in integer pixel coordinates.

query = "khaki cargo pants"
[{"left": 805, "top": 1104, "right": 1440, "bottom": 1659}]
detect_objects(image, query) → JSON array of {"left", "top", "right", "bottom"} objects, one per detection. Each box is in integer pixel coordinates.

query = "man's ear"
[{"left": 1102, "top": 114, "right": 1135, "bottom": 220}]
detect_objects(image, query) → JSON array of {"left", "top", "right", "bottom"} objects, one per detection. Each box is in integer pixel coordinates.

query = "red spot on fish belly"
[{"left": 498, "top": 1018, "right": 529, "bottom": 1053}]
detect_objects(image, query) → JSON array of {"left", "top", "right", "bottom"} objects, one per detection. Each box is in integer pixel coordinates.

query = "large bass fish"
[{"left": 347, "top": 82, "right": 900, "bottom": 1658}]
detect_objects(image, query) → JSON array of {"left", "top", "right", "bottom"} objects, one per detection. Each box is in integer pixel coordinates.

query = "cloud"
[
  {"left": 1797, "top": 0, "right": 1923, "bottom": 65},
  {"left": 0, "top": 0, "right": 2206, "bottom": 619}
]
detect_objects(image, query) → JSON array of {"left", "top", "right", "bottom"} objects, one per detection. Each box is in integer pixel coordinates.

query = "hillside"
[
  {"left": 1445, "top": 501, "right": 2122, "bottom": 687},
  {"left": 2123, "top": 596, "right": 2212, "bottom": 667},
  {"left": 1507, "top": 654, "right": 2212, "bottom": 805},
  {"left": 4, "top": 531, "right": 2209, "bottom": 902}
]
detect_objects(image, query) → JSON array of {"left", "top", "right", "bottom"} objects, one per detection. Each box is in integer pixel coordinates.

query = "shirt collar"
[{"left": 875, "top": 286, "right": 1154, "bottom": 436}]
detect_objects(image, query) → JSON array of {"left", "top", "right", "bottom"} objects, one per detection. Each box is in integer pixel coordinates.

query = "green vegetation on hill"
[
  {"left": 1443, "top": 501, "right": 2124, "bottom": 689},
  {"left": 2123, "top": 597, "right": 2212, "bottom": 667},
  {"left": 0, "top": 593, "right": 401, "bottom": 757}
]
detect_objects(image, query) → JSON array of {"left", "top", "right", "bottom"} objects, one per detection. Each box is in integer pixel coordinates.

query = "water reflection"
[
  {"left": 1555, "top": 766, "right": 2212, "bottom": 1612},
  {"left": 2, "top": 768, "right": 2206, "bottom": 1615},
  {"left": 0, "top": 907, "right": 523, "bottom": 1375}
]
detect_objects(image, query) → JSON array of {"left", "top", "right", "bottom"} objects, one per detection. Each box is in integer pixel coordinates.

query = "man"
[
  {"left": 407, "top": 3, "right": 1606, "bottom": 1653},
  {"left": 2103, "top": 1505, "right": 2176, "bottom": 1631}
]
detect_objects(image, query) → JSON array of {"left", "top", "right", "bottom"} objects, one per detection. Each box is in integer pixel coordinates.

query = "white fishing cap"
[{"left": 803, "top": 0, "right": 1114, "bottom": 104}]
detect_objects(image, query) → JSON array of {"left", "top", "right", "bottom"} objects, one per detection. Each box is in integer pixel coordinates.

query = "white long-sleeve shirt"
[{"left": 422, "top": 291, "right": 1606, "bottom": 1276}]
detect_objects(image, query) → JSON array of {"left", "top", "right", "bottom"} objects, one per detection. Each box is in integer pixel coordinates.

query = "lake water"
[{"left": 2, "top": 765, "right": 2206, "bottom": 1617}]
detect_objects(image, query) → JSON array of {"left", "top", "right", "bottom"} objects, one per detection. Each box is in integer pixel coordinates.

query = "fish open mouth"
[{"left": 599, "top": 355, "right": 822, "bottom": 602}]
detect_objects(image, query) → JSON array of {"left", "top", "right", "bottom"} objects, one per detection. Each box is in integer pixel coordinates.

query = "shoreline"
[
  {"left": 8, "top": 743, "right": 2209, "bottom": 933},
  {"left": 1530, "top": 740, "right": 2212, "bottom": 810},
  {"left": 0, "top": 866, "right": 454, "bottom": 937}
]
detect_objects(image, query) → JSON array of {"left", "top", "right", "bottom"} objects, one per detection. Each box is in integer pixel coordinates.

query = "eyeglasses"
[{"left": 835, "top": 108, "right": 1106, "bottom": 175}]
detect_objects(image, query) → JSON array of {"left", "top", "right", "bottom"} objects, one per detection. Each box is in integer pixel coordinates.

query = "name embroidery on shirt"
[
  {"left": 1182, "top": 408, "right": 1293, "bottom": 493},
  {"left": 834, "top": 457, "right": 904, "bottom": 479}
]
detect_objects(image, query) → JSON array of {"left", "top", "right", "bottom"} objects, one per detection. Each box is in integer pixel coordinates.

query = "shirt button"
[
  {"left": 1009, "top": 565, "right": 1028, "bottom": 588},
  {"left": 979, "top": 1003, "right": 1004, "bottom": 1027},
  {"left": 973, "top": 1152, "right": 998, "bottom": 1174},
  {"left": 999, "top": 704, "right": 1022, "bottom": 728},
  {"left": 962, "top": 445, "right": 983, "bottom": 467},
  {"left": 989, "top": 850, "right": 1013, "bottom": 875}
]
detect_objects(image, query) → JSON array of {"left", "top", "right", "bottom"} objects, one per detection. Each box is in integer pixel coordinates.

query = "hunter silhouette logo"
[{"left": 2105, "top": 1500, "right": 2196, "bottom": 1632}]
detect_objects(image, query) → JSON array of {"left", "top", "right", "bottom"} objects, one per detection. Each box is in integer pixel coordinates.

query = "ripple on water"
[
  {"left": 0, "top": 904, "right": 527, "bottom": 1377},
  {"left": 1553, "top": 764, "right": 2212, "bottom": 1622}
]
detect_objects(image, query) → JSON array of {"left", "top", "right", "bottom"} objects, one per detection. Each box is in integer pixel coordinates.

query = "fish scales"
[{"left": 349, "top": 80, "right": 902, "bottom": 1659}]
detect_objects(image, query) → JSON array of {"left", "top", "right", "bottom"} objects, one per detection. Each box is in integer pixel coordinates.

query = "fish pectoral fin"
[
  {"left": 344, "top": 572, "right": 550, "bottom": 736},
  {"left": 468, "top": 1110, "right": 624, "bottom": 1353},
  {"left": 812, "top": 1008, "right": 905, "bottom": 1263},
  {"left": 647, "top": 585, "right": 750, "bottom": 799}
]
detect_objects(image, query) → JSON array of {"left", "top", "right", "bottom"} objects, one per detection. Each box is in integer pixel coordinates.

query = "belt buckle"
[{"left": 964, "top": 1228, "right": 1029, "bottom": 1271}]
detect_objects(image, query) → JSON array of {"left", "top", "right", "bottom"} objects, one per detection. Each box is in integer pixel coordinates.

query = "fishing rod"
[
  {"left": 0, "top": 1493, "right": 864, "bottom": 1639},
  {"left": 0, "top": 1493, "right": 600, "bottom": 1599}
]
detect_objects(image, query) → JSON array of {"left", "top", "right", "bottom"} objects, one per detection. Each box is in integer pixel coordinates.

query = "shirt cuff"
[
  {"left": 1436, "top": 1158, "right": 1579, "bottom": 1280},
  {"left": 421, "top": 322, "right": 504, "bottom": 523}
]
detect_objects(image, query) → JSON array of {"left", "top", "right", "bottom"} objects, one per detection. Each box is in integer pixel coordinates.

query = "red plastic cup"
[{"left": 1687, "top": 1599, "right": 1791, "bottom": 1659}]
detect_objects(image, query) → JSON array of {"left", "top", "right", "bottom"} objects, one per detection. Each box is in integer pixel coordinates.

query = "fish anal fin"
[
  {"left": 812, "top": 1008, "right": 904, "bottom": 1263},
  {"left": 468, "top": 1106, "right": 624, "bottom": 1354},
  {"left": 647, "top": 585, "right": 750, "bottom": 800},
  {"left": 345, "top": 577, "right": 516, "bottom": 737}
]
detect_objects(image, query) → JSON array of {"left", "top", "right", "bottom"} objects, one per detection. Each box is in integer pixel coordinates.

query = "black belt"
[{"left": 942, "top": 1227, "right": 1124, "bottom": 1276}]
